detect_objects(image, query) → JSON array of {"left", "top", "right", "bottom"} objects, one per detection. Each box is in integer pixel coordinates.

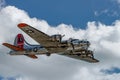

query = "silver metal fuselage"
[
  {"left": 9, "top": 39, "right": 91, "bottom": 56},
  {"left": 9, "top": 45, "right": 48, "bottom": 55}
]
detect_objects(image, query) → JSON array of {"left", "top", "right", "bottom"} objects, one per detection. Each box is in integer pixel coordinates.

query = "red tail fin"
[{"left": 14, "top": 34, "right": 24, "bottom": 49}]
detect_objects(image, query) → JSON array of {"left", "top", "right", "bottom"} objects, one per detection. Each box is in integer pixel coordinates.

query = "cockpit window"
[{"left": 72, "top": 39, "right": 80, "bottom": 44}]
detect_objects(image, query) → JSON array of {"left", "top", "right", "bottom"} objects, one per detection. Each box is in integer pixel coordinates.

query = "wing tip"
[
  {"left": 92, "top": 58, "right": 99, "bottom": 63},
  {"left": 2, "top": 43, "right": 5, "bottom": 45},
  {"left": 18, "top": 23, "right": 28, "bottom": 28}
]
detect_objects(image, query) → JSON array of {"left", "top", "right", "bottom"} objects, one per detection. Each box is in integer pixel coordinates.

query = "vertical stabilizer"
[{"left": 14, "top": 34, "right": 24, "bottom": 49}]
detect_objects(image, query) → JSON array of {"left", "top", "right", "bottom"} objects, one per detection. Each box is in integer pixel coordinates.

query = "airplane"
[{"left": 2, "top": 23, "right": 99, "bottom": 63}]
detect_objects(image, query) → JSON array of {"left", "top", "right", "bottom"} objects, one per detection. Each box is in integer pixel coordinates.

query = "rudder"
[{"left": 14, "top": 34, "right": 25, "bottom": 49}]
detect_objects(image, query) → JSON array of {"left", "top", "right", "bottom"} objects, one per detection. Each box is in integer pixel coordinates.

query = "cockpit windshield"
[
  {"left": 71, "top": 39, "right": 80, "bottom": 44},
  {"left": 71, "top": 39, "right": 90, "bottom": 45}
]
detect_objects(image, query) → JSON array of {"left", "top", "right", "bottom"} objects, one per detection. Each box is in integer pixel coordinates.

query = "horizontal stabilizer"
[
  {"left": 25, "top": 54, "right": 38, "bottom": 59},
  {"left": 2, "top": 43, "right": 24, "bottom": 51}
]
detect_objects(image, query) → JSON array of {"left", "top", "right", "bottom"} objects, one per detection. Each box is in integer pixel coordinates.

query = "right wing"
[
  {"left": 60, "top": 52, "right": 99, "bottom": 63},
  {"left": 17, "top": 23, "right": 67, "bottom": 53}
]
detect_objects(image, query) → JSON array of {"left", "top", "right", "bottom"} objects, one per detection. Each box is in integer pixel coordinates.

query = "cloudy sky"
[{"left": 0, "top": 0, "right": 120, "bottom": 80}]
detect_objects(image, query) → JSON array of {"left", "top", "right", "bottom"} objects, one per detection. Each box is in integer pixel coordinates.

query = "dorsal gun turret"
[{"left": 51, "top": 34, "right": 65, "bottom": 43}]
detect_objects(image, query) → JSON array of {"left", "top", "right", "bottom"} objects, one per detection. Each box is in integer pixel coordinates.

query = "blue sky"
[
  {"left": 5, "top": 0, "right": 120, "bottom": 28},
  {"left": 0, "top": 75, "right": 16, "bottom": 80},
  {"left": 101, "top": 67, "right": 120, "bottom": 75}
]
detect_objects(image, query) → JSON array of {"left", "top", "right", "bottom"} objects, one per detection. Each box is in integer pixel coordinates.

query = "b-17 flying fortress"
[{"left": 3, "top": 23, "right": 99, "bottom": 63}]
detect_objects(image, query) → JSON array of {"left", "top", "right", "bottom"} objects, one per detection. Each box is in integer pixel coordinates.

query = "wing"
[
  {"left": 18, "top": 23, "right": 67, "bottom": 53},
  {"left": 18, "top": 23, "right": 53, "bottom": 47},
  {"left": 60, "top": 53, "right": 99, "bottom": 63},
  {"left": 25, "top": 54, "right": 38, "bottom": 59}
]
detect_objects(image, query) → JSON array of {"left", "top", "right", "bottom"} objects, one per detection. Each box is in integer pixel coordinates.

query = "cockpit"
[
  {"left": 79, "top": 40, "right": 90, "bottom": 46},
  {"left": 68, "top": 38, "right": 90, "bottom": 50},
  {"left": 71, "top": 39, "right": 90, "bottom": 46}
]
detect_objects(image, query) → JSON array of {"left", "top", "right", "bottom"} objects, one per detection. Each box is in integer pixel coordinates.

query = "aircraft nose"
[{"left": 18, "top": 23, "right": 28, "bottom": 28}]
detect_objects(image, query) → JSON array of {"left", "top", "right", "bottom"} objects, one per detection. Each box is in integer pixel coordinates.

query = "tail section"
[
  {"left": 3, "top": 34, "right": 25, "bottom": 51},
  {"left": 14, "top": 34, "right": 25, "bottom": 49},
  {"left": 3, "top": 33, "right": 38, "bottom": 59}
]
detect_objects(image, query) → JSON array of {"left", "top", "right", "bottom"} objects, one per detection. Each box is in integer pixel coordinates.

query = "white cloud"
[
  {"left": 94, "top": 9, "right": 119, "bottom": 17},
  {"left": 0, "top": 3, "right": 120, "bottom": 80},
  {"left": 94, "top": 9, "right": 108, "bottom": 16},
  {"left": 115, "top": 0, "right": 120, "bottom": 4}
]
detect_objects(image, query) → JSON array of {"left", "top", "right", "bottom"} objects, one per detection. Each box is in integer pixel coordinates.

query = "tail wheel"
[{"left": 33, "top": 47, "right": 38, "bottom": 52}]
